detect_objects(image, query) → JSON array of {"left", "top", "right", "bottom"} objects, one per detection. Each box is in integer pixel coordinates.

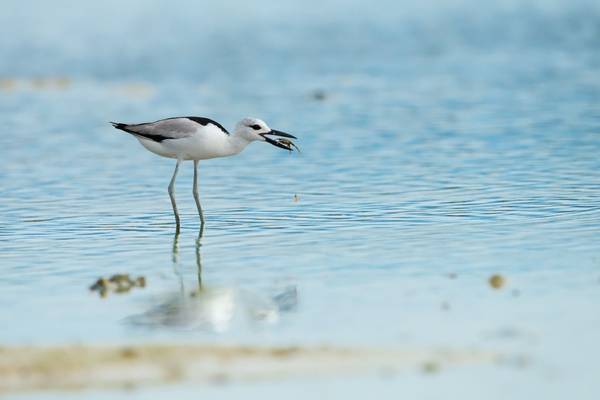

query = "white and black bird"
[{"left": 111, "top": 116, "right": 298, "bottom": 235}]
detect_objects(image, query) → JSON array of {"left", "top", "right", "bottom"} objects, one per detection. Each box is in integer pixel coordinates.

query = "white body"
[
  {"left": 112, "top": 116, "right": 284, "bottom": 161},
  {"left": 137, "top": 123, "right": 246, "bottom": 160}
]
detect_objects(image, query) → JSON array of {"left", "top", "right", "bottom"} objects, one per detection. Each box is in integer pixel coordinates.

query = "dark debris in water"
[
  {"left": 310, "top": 89, "right": 327, "bottom": 101},
  {"left": 90, "top": 274, "right": 146, "bottom": 297}
]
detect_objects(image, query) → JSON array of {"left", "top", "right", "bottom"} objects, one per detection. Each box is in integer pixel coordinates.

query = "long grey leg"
[
  {"left": 193, "top": 160, "right": 205, "bottom": 238},
  {"left": 168, "top": 159, "right": 181, "bottom": 233}
]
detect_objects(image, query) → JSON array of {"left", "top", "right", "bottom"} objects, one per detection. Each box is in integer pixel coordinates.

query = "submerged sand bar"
[{"left": 0, "top": 344, "right": 499, "bottom": 393}]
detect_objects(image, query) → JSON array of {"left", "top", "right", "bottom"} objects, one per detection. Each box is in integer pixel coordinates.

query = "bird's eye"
[{"left": 250, "top": 124, "right": 261, "bottom": 130}]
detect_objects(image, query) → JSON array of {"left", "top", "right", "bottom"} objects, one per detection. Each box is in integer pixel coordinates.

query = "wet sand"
[{"left": 0, "top": 344, "right": 498, "bottom": 393}]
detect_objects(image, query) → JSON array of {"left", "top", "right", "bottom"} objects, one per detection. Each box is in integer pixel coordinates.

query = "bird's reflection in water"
[{"left": 127, "top": 231, "right": 297, "bottom": 332}]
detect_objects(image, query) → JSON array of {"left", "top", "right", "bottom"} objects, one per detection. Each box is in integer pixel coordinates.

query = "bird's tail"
[{"left": 110, "top": 121, "right": 127, "bottom": 130}]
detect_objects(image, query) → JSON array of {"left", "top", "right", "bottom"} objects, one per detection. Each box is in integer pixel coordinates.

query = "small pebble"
[
  {"left": 120, "top": 347, "right": 138, "bottom": 359},
  {"left": 489, "top": 274, "right": 506, "bottom": 289},
  {"left": 422, "top": 361, "right": 440, "bottom": 374}
]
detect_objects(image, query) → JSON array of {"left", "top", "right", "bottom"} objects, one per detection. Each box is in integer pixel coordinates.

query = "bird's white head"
[
  {"left": 235, "top": 117, "right": 298, "bottom": 150},
  {"left": 235, "top": 117, "right": 270, "bottom": 141}
]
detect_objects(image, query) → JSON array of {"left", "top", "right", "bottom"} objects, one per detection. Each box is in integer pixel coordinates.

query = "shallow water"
[{"left": 1, "top": 0, "right": 600, "bottom": 398}]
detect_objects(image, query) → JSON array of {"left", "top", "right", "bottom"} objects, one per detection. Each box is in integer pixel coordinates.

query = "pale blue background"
[{"left": 1, "top": 1, "right": 600, "bottom": 398}]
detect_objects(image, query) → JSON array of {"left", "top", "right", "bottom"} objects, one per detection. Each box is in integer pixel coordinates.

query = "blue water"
[{"left": 1, "top": 0, "right": 600, "bottom": 398}]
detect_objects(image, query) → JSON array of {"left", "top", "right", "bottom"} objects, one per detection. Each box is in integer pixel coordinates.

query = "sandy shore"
[{"left": 0, "top": 344, "right": 499, "bottom": 393}]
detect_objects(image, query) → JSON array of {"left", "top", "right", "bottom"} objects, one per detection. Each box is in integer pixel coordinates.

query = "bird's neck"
[{"left": 225, "top": 132, "right": 252, "bottom": 156}]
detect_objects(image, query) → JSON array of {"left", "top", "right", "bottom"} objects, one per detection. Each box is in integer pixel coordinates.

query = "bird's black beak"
[
  {"left": 260, "top": 130, "right": 298, "bottom": 151},
  {"left": 264, "top": 129, "right": 297, "bottom": 139}
]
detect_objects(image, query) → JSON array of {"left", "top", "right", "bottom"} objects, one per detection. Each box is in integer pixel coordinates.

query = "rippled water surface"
[{"left": 1, "top": 0, "right": 600, "bottom": 398}]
